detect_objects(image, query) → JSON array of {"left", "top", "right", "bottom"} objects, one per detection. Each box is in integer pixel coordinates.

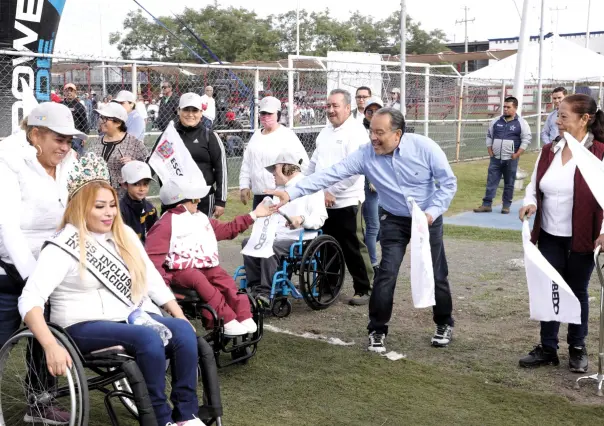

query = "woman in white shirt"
[
  {"left": 239, "top": 96, "right": 308, "bottom": 209},
  {"left": 18, "top": 153, "right": 203, "bottom": 426},
  {"left": 519, "top": 94, "right": 604, "bottom": 373}
]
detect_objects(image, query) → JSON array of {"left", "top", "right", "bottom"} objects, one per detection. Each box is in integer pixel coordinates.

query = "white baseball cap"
[
  {"left": 159, "top": 177, "right": 211, "bottom": 205},
  {"left": 113, "top": 90, "right": 136, "bottom": 104},
  {"left": 391, "top": 88, "right": 401, "bottom": 94},
  {"left": 27, "top": 102, "right": 88, "bottom": 139},
  {"left": 265, "top": 151, "right": 304, "bottom": 173},
  {"left": 365, "top": 97, "right": 384, "bottom": 110},
  {"left": 258, "top": 96, "right": 281, "bottom": 113},
  {"left": 96, "top": 102, "right": 128, "bottom": 123},
  {"left": 179, "top": 93, "right": 203, "bottom": 109},
  {"left": 121, "top": 161, "right": 156, "bottom": 184}
]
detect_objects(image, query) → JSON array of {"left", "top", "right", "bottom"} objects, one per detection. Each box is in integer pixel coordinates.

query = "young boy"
[
  {"left": 145, "top": 177, "right": 272, "bottom": 336},
  {"left": 120, "top": 161, "right": 158, "bottom": 244}
]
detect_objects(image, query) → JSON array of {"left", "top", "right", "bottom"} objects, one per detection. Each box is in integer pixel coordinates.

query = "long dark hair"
[{"left": 562, "top": 94, "right": 604, "bottom": 142}]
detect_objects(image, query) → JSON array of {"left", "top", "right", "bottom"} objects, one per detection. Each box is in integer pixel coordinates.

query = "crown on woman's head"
[{"left": 68, "top": 153, "right": 111, "bottom": 199}]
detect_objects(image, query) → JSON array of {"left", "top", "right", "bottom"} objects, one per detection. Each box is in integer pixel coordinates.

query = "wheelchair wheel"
[
  {"left": 0, "top": 328, "right": 89, "bottom": 426},
  {"left": 271, "top": 297, "right": 292, "bottom": 318},
  {"left": 299, "top": 235, "right": 346, "bottom": 310}
]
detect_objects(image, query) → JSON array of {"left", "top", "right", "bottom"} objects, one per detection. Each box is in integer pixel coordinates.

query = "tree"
[{"left": 109, "top": 7, "right": 448, "bottom": 61}]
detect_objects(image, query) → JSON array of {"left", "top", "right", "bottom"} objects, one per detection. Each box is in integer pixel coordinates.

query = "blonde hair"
[{"left": 60, "top": 181, "right": 147, "bottom": 302}]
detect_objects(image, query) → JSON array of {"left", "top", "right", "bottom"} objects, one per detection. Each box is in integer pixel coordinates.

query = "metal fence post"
[
  {"left": 572, "top": 80, "right": 576, "bottom": 94},
  {"left": 254, "top": 68, "right": 260, "bottom": 130},
  {"left": 598, "top": 77, "right": 603, "bottom": 109},
  {"left": 455, "top": 78, "right": 465, "bottom": 162},
  {"left": 424, "top": 65, "right": 429, "bottom": 137},
  {"left": 500, "top": 80, "right": 506, "bottom": 112},
  {"left": 288, "top": 56, "right": 294, "bottom": 128},
  {"left": 101, "top": 61, "right": 107, "bottom": 96},
  {"left": 131, "top": 62, "right": 137, "bottom": 95}
]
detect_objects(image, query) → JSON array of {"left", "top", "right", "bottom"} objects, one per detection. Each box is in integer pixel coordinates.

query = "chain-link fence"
[{"left": 3, "top": 49, "right": 603, "bottom": 195}]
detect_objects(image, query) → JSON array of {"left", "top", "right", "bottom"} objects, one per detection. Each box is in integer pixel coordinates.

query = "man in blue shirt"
[
  {"left": 265, "top": 108, "right": 458, "bottom": 353},
  {"left": 540, "top": 86, "right": 566, "bottom": 144}
]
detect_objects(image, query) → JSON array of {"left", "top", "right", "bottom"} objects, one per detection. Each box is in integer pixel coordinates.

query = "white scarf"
[{"left": 166, "top": 209, "right": 219, "bottom": 270}]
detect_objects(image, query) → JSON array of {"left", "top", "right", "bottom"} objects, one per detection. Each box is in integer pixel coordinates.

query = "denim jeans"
[
  {"left": 482, "top": 156, "right": 519, "bottom": 208},
  {"left": 202, "top": 116, "right": 213, "bottom": 130},
  {"left": 71, "top": 138, "right": 85, "bottom": 157},
  {"left": 368, "top": 212, "right": 454, "bottom": 335},
  {"left": 67, "top": 314, "right": 199, "bottom": 425},
  {"left": 362, "top": 181, "right": 380, "bottom": 266},
  {"left": 537, "top": 231, "right": 594, "bottom": 349}
]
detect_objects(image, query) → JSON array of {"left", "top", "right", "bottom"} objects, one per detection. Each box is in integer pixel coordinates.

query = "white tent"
[{"left": 465, "top": 36, "right": 604, "bottom": 82}]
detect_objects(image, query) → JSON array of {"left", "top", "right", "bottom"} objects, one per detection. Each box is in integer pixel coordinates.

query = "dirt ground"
[{"left": 219, "top": 235, "right": 604, "bottom": 405}]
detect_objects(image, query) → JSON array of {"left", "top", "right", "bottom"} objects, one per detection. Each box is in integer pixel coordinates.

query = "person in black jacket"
[
  {"left": 156, "top": 81, "right": 180, "bottom": 131},
  {"left": 62, "top": 83, "right": 89, "bottom": 156},
  {"left": 173, "top": 92, "right": 227, "bottom": 218},
  {"left": 119, "top": 161, "right": 158, "bottom": 244}
]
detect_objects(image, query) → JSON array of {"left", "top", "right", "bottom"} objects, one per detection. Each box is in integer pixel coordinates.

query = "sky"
[{"left": 53, "top": 0, "right": 602, "bottom": 58}]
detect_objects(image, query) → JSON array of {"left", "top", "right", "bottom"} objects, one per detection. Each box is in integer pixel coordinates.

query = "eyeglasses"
[
  {"left": 355, "top": 95, "right": 370, "bottom": 100},
  {"left": 161, "top": 86, "right": 170, "bottom": 90}
]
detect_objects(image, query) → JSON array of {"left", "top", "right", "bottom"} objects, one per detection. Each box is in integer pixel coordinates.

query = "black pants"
[
  {"left": 252, "top": 195, "right": 266, "bottom": 210},
  {"left": 161, "top": 193, "right": 215, "bottom": 216},
  {"left": 368, "top": 212, "right": 454, "bottom": 335},
  {"left": 538, "top": 230, "right": 594, "bottom": 349},
  {"left": 321, "top": 203, "right": 373, "bottom": 296}
]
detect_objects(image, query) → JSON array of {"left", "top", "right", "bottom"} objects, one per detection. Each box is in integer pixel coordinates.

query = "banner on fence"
[{"left": 0, "top": 0, "right": 67, "bottom": 136}]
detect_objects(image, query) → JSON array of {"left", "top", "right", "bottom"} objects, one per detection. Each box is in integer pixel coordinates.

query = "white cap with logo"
[
  {"left": 27, "top": 102, "right": 88, "bottom": 139},
  {"left": 121, "top": 161, "right": 156, "bottom": 184},
  {"left": 113, "top": 90, "right": 137, "bottom": 104},
  {"left": 179, "top": 93, "right": 203, "bottom": 109},
  {"left": 265, "top": 151, "right": 304, "bottom": 173},
  {"left": 258, "top": 96, "right": 281, "bottom": 113},
  {"left": 96, "top": 102, "right": 128, "bottom": 123},
  {"left": 365, "top": 97, "right": 384, "bottom": 110},
  {"left": 159, "top": 177, "right": 211, "bottom": 206}
]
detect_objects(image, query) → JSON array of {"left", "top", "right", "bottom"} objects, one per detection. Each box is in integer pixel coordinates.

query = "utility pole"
[
  {"left": 586, "top": 0, "right": 592, "bottom": 48},
  {"left": 400, "top": 0, "right": 406, "bottom": 115},
  {"left": 456, "top": 6, "right": 475, "bottom": 75},
  {"left": 550, "top": 5, "right": 567, "bottom": 36}
]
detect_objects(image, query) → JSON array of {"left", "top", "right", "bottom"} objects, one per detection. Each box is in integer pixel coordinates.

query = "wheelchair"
[
  {"left": 170, "top": 286, "right": 263, "bottom": 368},
  {"left": 235, "top": 230, "right": 346, "bottom": 318},
  {"left": 0, "top": 323, "right": 223, "bottom": 426}
]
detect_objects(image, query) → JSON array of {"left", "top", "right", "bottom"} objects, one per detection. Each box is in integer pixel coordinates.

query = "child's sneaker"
[
  {"left": 224, "top": 320, "right": 247, "bottom": 336},
  {"left": 240, "top": 318, "right": 257, "bottom": 334}
]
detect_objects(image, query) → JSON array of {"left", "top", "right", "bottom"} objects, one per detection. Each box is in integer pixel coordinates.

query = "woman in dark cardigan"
[{"left": 519, "top": 94, "right": 604, "bottom": 373}]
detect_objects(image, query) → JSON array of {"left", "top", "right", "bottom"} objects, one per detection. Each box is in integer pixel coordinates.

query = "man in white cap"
[
  {"left": 62, "top": 83, "right": 89, "bottom": 155},
  {"left": 389, "top": 88, "right": 401, "bottom": 110},
  {"left": 113, "top": 90, "right": 145, "bottom": 141},
  {"left": 171, "top": 92, "right": 227, "bottom": 218},
  {"left": 200, "top": 86, "right": 216, "bottom": 129},
  {"left": 239, "top": 96, "right": 309, "bottom": 209},
  {"left": 241, "top": 151, "right": 328, "bottom": 304},
  {"left": 306, "top": 88, "right": 374, "bottom": 306}
]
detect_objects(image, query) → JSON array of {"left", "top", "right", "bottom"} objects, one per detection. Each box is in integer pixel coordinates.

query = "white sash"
[{"left": 44, "top": 226, "right": 134, "bottom": 308}]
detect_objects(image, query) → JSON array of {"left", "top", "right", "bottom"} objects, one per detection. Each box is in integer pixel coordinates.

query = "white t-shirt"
[
  {"left": 135, "top": 101, "right": 148, "bottom": 120},
  {"left": 307, "top": 114, "right": 367, "bottom": 208},
  {"left": 200, "top": 94, "right": 216, "bottom": 121},
  {"left": 239, "top": 125, "right": 309, "bottom": 195}
]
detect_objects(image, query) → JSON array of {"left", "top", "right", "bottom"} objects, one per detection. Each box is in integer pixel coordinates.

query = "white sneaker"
[
  {"left": 224, "top": 319, "right": 247, "bottom": 336},
  {"left": 240, "top": 318, "right": 257, "bottom": 334},
  {"left": 367, "top": 331, "right": 386, "bottom": 353}
]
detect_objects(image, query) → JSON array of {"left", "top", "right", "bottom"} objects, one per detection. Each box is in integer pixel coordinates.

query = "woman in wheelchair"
[
  {"left": 242, "top": 151, "right": 327, "bottom": 304},
  {"left": 145, "top": 176, "right": 272, "bottom": 337},
  {"left": 18, "top": 153, "right": 205, "bottom": 426}
]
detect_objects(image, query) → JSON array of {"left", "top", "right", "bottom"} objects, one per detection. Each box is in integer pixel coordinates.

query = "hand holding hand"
[
  {"left": 253, "top": 201, "right": 272, "bottom": 218},
  {"left": 263, "top": 189, "right": 290, "bottom": 208}
]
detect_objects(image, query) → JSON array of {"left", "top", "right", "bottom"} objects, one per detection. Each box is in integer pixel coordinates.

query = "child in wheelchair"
[
  {"left": 241, "top": 152, "right": 327, "bottom": 305},
  {"left": 145, "top": 176, "right": 272, "bottom": 337}
]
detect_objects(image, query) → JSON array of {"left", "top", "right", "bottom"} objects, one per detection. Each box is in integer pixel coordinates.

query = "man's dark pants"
[
  {"left": 322, "top": 203, "right": 373, "bottom": 296},
  {"left": 368, "top": 212, "right": 454, "bottom": 335},
  {"left": 482, "top": 157, "right": 519, "bottom": 208}
]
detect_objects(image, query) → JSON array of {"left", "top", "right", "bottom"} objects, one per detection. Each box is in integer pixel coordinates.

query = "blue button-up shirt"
[
  {"left": 540, "top": 109, "right": 559, "bottom": 144},
  {"left": 287, "top": 133, "right": 457, "bottom": 219}
]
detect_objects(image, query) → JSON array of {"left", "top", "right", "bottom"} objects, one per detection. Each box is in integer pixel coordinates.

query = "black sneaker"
[
  {"left": 518, "top": 344, "right": 560, "bottom": 368},
  {"left": 367, "top": 331, "right": 386, "bottom": 353},
  {"left": 569, "top": 346, "right": 588, "bottom": 373},
  {"left": 373, "top": 265, "right": 379, "bottom": 277},
  {"left": 254, "top": 293, "right": 270, "bottom": 307},
  {"left": 431, "top": 325, "right": 453, "bottom": 347}
]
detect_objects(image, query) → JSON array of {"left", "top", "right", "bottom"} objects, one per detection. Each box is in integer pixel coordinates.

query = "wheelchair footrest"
[{"left": 84, "top": 345, "right": 134, "bottom": 365}]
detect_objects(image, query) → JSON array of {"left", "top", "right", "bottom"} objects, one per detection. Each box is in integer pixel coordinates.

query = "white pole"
[
  {"left": 288, "top": 56, "right": 294, "bottom": 128},
  {"left": 400, "top": 0, "right": 406, "bottom": 115},
  {"left": 464, "top": 6, "right": 468, "bottom": 75},
  {"left": 101, "top": 61, "right": 107, "bottom": 96},
  {"left": 500, "top": 80, "right": 506, "bottom": 112},
  {"left": 254, "top": 69, "right": 260, "bottom": 130},
  {"left": 513, "top": 0, "right": 532, "bottom": 114},
  {"left": 424, "top": 65, "right": 429, "bottom": 136},
  {"left": 536, "top": 0, "right": 545, "bottom": 148},
  {"left": 131, "top": 62, "right": 137, "bottom": 96},
  {"left": 296, "top": 0, "right": 300, "bottom": 57},
  {"left": 586, "top": 0, "right": 591, "bottom": 49}
]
